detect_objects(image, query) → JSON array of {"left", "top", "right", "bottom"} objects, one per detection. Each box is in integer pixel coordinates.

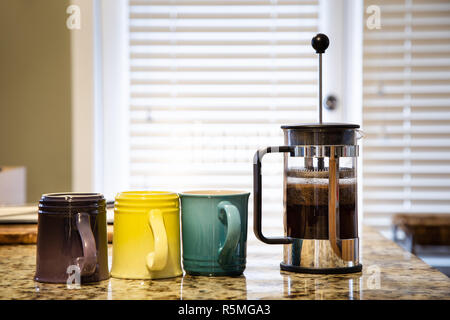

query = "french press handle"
[{"left": 253, "top": 146, "right": 294, "bottom": 245}]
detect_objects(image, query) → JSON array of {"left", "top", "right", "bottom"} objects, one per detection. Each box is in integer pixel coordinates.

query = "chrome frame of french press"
[{"left": 253, "top": 144, "right": 362, "bottom": 274}]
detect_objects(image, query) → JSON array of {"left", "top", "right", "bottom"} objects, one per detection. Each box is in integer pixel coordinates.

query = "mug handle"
[
  {"left": 146, "top": 209, "right": 168, "bottom": 271},
  {"left": 217, "top": 201, "right": 241, "bottom": 266},
  {"left": 74, "top": 212, "right": 97, "bottom": 276}
]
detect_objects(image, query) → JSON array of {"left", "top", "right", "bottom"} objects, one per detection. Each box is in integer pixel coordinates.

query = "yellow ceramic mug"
[{"left": 110, "top": 191, "right": 182, "bottom": 279}]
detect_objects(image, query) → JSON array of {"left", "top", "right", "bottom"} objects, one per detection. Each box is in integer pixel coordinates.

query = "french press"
[{"left": 253, "top": 34, "right": 362, "bottom": 274}]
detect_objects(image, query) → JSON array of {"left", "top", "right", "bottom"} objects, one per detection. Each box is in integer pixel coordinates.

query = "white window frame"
[
  {"left": 70, "top": 0, "right": 100, "bottom": 193},
  {"left": 71, "top": 0, "right": 130, "bottom": 200},
  {"left": 99, "top": 0, "right": 130, "bottom": 200}
]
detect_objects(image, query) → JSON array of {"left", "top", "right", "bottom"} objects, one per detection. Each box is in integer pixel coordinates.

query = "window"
[
  {"left": 362, "top": 0, "right": 450, "bottom": 235},
  {"left": 127, "top": 0, "right": 320, "bottom": 221}
]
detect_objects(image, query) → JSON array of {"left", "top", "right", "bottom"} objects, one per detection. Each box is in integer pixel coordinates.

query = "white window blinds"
[
  {"left": 128, "top": 0, "right": 319, "bottom": 217},
  {"left": 362, "top": 0, "right": 450, "bottom": 233}
]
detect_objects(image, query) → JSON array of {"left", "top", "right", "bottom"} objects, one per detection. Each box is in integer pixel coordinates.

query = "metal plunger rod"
[
  {"left": 311, "top": 33, "right": 329, "bottom": 124},
  {"left": 319, "top": 53, "right": 322, "bottom": 124},
  {"left": 311, "top": 34, "right": 329, "bottom": 170}
]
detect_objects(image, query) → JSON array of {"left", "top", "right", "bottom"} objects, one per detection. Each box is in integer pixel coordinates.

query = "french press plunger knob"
[{"left": 311, "top": 33, "right": 329, "bottom": 124}]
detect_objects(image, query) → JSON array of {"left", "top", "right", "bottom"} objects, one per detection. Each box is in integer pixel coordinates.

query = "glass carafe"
[{"left": 285, "top": 152, "right": 358, "bottom": 240}]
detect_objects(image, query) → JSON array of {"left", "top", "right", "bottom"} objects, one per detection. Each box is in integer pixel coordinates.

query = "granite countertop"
[{"left": 0, "top": 226, "right": 449, "bottom": 300}]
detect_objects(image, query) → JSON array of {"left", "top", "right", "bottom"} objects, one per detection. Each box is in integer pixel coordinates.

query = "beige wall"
[{"left": 0, "top": 0, "right": 72, "bottom": 202}]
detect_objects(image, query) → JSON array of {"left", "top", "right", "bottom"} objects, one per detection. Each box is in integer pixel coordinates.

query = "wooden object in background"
[
  {"left": 392, "top": 213, "right": 450, "bottom": 253},
  {"left": 0, "top": 224, "right": 114, "bottom": 244},
  {"left": 0, "top": 225, "right": 37, "bottom": 244}
]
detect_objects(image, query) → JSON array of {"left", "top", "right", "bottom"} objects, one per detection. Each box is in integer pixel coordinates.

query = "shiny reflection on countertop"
[
  {"left": 181, "top": 274, "right": 247, "bottom": 300},
  {"left": 281, "top": 271, "right": 363, "bottom": 300},
  {"left": 106, "top": 276, "right": 183, "bottom": 300},
  {"left": 104, "top": 274, "right": 248, "bottom": 300}
]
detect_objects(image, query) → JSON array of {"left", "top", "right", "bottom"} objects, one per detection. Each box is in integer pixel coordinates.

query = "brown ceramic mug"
[{"left": 34, "top": 193, "right": 109, "bottom": 284}]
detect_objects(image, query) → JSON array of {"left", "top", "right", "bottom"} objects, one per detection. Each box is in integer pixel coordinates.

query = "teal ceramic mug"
[{"left": 180, "top": 190, "right": 250, "bottom": 276}]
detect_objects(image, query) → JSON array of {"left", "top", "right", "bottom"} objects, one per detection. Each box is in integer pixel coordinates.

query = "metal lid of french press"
[
  {"left": 281, "top": 33, "right": 360, "bottom": 146},
  {"left": 281, "top": 123, "right": 359, "bottom": 130}
]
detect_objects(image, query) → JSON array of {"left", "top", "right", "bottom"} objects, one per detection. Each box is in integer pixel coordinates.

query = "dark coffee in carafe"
[{"left": 285, "top": 168, "right": 357, "bottom": 240}]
